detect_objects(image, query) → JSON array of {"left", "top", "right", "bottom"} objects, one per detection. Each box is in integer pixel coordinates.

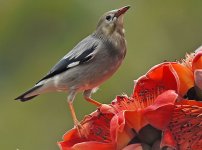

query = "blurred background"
[{"left": 1, "top": 0, "right": 202, "bottom": 149}]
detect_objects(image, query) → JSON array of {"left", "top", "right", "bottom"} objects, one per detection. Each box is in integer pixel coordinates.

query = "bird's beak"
[{"left": 114, "top": 6, "right": 130, "bottom": 18}]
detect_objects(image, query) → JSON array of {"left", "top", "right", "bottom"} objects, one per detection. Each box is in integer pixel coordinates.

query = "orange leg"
[
  {"left": 68, "top": 101, "right": 88, "bottom": 138},
  {"left": 68, "top": 101, "right": 79, "bottom": 125},
  {"left": 84, "top": 97, "right": 102, "bottom": 107},
  {"left": 67, "top": 92, "right": 88, "bottom": 138},
  {"left": 83, "top": 89, "right": 102, "bottom": 107}
]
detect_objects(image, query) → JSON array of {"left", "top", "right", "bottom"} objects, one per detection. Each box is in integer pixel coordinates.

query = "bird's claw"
[{"left": 74, "top": 121, "right": 88, "bottom": 138}]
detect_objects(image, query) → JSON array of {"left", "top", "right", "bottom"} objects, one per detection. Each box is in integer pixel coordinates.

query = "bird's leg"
[
  {"left": 83, "top": 89, "right": 102, "bottom": 107},
  {"left": 67, "top": 91, "right": 88, "bottom": 138}
]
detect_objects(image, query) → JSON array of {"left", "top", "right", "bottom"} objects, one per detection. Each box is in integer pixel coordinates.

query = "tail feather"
[{"left": 15, "top": 85, "right": 43, "bottom": 102}]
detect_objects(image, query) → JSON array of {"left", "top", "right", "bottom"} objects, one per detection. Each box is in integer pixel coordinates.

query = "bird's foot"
[{"left": 74, "top": 121, "right": 88, "bottom": 138}]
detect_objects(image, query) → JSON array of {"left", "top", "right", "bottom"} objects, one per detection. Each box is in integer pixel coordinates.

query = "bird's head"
[{"left": 96, "top": 6, "right": 130, "bottom": 37}]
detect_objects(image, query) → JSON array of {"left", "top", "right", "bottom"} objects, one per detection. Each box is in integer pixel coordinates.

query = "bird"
[{"left": 15, "top": 6, "right": 130, "bottom": 137}]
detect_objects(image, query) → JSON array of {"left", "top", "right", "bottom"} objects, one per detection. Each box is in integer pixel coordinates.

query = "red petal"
[
  {"left": 62, "top": 128, "right": 82, "bottom": 144},
  {"left": 147, "top": 63, "right": 179, "bottom": 91},
  {"left": 166, "top": 100, "right": 202, "bottom": 149},
  {"left": 125, "top": 110, "right": 148, "bottom": 133},
  {"left": 72, "top": 142, "right": 115, "bottom": 150},
  {"left": 110, "top": 112, "right": 126, "bottom": 143},
  {"left": 193, "top": 51, "right": 202, "bottom": 70},
  {"left": 161, "top": 129, "right": 176, "bottom": 149},
  {"left": 59, "top": 105, "right": 115, "bottom": 150},
  {"left": 58, "top": 141, "right": 115, "bottom": 150},
  {"left": 175, "top": 99, "right": 202, "bottom": 106},
  {"left": 122, "top": 144, "right": 144, "bottom": 150},
  {"left": 60, "top": 128, "right": 88, "bottom": 149},
  {"left": 194, "top": 69, "right": 202, "bottom": 90},
  {"left": 143, "top": 90, "right": 177, "bottom": 130},
  {"left": 110, "top": 111, "right": 136, "bottom": 149},
  {"left": 111, "top": 95, "right": 135, "bottom": 112},
  {"left": 171, "top": 63, "right": 194, "bottom": 96},
  {"left": 133, "top": 63, "right": 179, "bottom": 107}
]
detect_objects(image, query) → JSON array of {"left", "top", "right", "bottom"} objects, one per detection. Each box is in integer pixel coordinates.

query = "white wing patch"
[
  {"left": 67, "top": 61, "right": 80, "bottom": 68},
  {"left": 85, "top": 52, "right": 94, "bottom": 59}
]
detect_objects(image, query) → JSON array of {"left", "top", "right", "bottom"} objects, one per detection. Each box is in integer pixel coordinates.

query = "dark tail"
[{"left": 15, "top": 85, "right": 43, "bottom": 102}]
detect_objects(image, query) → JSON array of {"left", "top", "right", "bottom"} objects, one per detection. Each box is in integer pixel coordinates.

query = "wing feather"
[{"left": 36, "top": 35, "right": 99, "bottom": 83}]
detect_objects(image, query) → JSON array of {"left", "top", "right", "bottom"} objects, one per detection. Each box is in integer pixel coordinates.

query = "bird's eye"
[{"left": 106, "top": 15, "right": 112, "bottom": 21}]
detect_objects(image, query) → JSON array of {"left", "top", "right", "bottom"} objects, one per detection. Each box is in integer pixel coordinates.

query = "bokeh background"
[{"left": 1, "top": 0, "right": 202, "bottom": 149}]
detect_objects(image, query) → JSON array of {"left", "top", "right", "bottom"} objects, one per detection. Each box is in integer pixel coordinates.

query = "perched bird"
[{"left": 15, "top": 6, "right": 130, "bottom": 136}]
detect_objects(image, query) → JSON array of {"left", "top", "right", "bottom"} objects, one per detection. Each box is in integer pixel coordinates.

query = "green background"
[{"left": 1, "top": 0, "right": 202, "bottom": 149}]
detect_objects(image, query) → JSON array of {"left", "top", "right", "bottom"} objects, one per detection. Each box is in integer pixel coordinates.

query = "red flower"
[
  {"left": 132, "top": 61, "right": 195, "bottom": 99},
  {"left": 58, "top": 105, "right": 117, "bottom": 150},
  {"left": 111, "top": 90, "right": 178, "bottom": 149},
  {"left": 58, "top": 62, "right": 180, "bottom": 150},
  {"left": 58, "top": 46, "right": 202, "bottom": 150},
  {"left": 162, "top": 100, "right": 202, "bottom": 149},
  {"left": 179, "top": 45, "right": 202, "bottom": 100},
  {"left": 58, "top": 90, "right": 178, "bottom": 150},
  {"left": 192, "top": 46, "right": 202, "bottom": 71}
]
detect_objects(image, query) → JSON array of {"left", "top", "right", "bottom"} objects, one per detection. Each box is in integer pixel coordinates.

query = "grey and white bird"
[{"left": 15, "top": 6, "right": 130, "bottom": 136}]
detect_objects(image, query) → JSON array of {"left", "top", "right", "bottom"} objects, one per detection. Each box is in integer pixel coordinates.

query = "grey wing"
[{"left": 36, "top": 35, "right": 100, "bottom": 83}]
